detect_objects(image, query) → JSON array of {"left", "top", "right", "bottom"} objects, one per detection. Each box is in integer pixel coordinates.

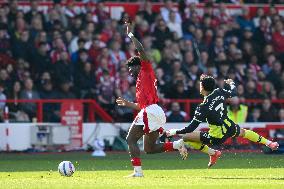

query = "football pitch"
[{"left": 0, "top": 152, "right": 283, "bottom": 189}]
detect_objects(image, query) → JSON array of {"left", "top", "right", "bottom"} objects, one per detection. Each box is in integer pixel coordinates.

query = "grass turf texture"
[{"left": 0, "top": 152, "right": 283, "bottom": 189}]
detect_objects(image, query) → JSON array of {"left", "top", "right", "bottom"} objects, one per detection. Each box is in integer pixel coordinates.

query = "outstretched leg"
[
  {"left": 182, "top": 131, "right": 216, "bottom": 155},
  {"left": 239, "top": 128, "right": 279, "bottom": 150},
  {"left": 143, "top": 130, "right": 188, "bottom": 159},
  {"left": 182, "top": 131, "right": 221, "bottom": 167}
]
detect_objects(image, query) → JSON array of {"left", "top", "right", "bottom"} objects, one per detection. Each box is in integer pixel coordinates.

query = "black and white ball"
[{"left": 58, "top": 161, "right": 75, "bottom": 177}]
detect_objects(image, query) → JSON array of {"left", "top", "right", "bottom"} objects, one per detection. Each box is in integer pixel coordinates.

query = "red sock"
[
  {"left": 131, "top": 157, "right": 141, "bottom": 166},
  {"left": 163, "top": 142, "right": 174, "bottom": 152}
]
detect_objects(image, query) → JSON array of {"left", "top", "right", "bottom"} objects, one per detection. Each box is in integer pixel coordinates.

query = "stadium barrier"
[
  {"left": 0, "top": 122, "right": 283, "bottom": 151},
  {"left": 0, "top": 99, "right": 113, "bottom": 122},
  {"left": 1, "top": 98, "right": 283, "bottom": 123}
]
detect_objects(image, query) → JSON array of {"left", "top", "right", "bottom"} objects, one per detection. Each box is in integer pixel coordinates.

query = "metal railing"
[{"left": 0, "top": 99, "right": 113, "bottom": 122}]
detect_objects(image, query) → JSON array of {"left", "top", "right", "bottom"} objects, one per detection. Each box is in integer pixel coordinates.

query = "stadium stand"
[{"left": 0, "top": 0, "right": 283, "bottom": 123}]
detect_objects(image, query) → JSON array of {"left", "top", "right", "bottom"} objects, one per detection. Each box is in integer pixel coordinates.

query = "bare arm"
[
  {"left": 125, "top": 22, "right": 148, "bottom": 61},
  {"left": 116, "top": 97, "right": 141, "bottom": 111}
]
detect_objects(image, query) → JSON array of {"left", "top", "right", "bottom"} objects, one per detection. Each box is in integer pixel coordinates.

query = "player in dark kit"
[
  {"left": 116, "top": 22, "right": 187, "bottom": 177},
  {"left": 167, "top": 74, "right": 279, "bottom": 167}
]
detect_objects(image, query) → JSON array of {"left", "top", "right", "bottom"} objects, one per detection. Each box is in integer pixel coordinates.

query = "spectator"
[
  {"left": 109, "top": 40, "right": 126, "bottom": 68},
  {"left": 138, "top": 1, "right": 156, "bottom": 25},
  {"left": 96, "top": 56, "right": 116, "bottom": 82},
  {"left": 155, "top": 68, "right": 168, "bottom": 98},
  {"left": 0, "top": 82, "right": 6, "bottom": 112},
  {"left": 253, "top": 16, "right": 271, "bottom": 55},
  {"left": 7, "top": 81, "right": 29, "bottom": 122},
  {"left": 50, "top": 38, "right": 67, "bottom": 63},
  {"left": 25, "top": 0, "right": 44, "bottom": 25},
  {"left": 97, "top": 70, "right": 115, "bottom": 114},
  {"left": 94, "top": 1, "right": 110, "bottom": 25},
  {"left": 0, "top": 24, "right": 11, "bottom": 54},
  {"left": 0, "top": 69, "right": 12, "bottom": 89},
  {"left": 245, "top": 80, "right": 263, "bottom": 99},
  {"left": 20, "top": 78, "right": 40, "bottom": 119},
  {"left": 88, "top": 36, "right": 104, "bottom": 68},
  {"left": 167, "top": 80, "right": 190, "bottom": 99},
  {"left": 142, "top": 36, "right": 161, "bottom": 65},
  {"left": 54, "top": 51, "right": 73, "bottom": 83},
  {"left": 198, "top": 51, "right": 209, "bottom": 73},
  {"left": 39, "top": 72, "right": 60, "bottom": 122},
  {"left": 153, "top": 19, "right": 173, "bottom": 50},
  {"left": 259, "top": 98, "right": 278, "bottom": 122},
  {"left": 57, "top": 80, "right": 76, "bottom": 99},
  {"left": 160, "top": 0, "right": 182, "bottom": 24},
  {"left": 12, "top": 30, "right": 33, "bottom": 61},
  {"left": 236, "top": 6, "right": 254, "bottom": 31},
  {"left": 71, "top": 38, "right": 86, "bottom": 64},
  {"left": 267, "top": 61, "right": 282, "bottom": 93},
  {"left": 272, "top": 20, "right": 284, "bottom": 55},
  {"left": 166, "top": 10, "right": 183, "bottom": 39},
  {"left": 227, "top": 97, "right": 248, "bottom": 123},
  {"left": 76, "top": 49, "right": 90, "bottom": 70},
  {"left": 277, "top": 109, "right": 284, "bottom": 122},
  {"left": 247, "top": 108, "right": 261, "bottom": 122},
  {"left": 75, "top": 63, "right": 96, "bottom": 98},
  {"left": 31, "top": 42, "right": 52, "bottom": 77},
  {"left": 166, "top": 102, "right": 188, "bottom": 122},
  {"left": 115, "top": 66, "right": 132, "bottom": 97}
]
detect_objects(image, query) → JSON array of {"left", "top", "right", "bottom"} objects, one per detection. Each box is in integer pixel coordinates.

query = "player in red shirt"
[{"left": 116, "top": 22, "right": 187, "bottom": 177}]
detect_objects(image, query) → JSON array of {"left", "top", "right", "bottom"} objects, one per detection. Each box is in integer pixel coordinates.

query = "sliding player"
[
  {"left": 167, "top": 75, "right": 279, "bottom": 167},
  {"left": 116, "top": 22, "right": 187, "bottom": 177}
]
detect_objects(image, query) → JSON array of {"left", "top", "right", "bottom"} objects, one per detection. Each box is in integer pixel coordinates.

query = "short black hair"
[
  {"left": 126, "top": 56, "right": 141, "bottom": 67},
  {"left": 200, "top": 74, "right": 216, "bottom": 92},
  {"left": 78, "top": 38, "right": 86, "bottom": 45}
]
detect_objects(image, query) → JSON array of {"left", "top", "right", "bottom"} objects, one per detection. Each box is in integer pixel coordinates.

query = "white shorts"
[{"left": 132, "top": 104, "right": 166, "bottom": 134}]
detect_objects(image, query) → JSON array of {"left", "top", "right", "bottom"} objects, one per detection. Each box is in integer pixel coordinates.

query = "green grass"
[{"left": 0, "top": 152, "right": 283, "bottom": 189}]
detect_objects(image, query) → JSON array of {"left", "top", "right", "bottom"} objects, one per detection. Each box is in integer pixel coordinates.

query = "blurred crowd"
[{"left": 0, "top": 0, "right": 284, "bottom": 122}]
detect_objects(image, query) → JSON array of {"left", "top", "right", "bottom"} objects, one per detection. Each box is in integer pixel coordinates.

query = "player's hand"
[
  {"left": 116, "top": 97, "right": 128, "bottom": 107},
  {"left": 166, "top": 129, "right": 178, "bottom": 137},
  {"left": 224, "top": 79, "right": 234, "bottom": 85},
  {"left": 124, "top": 20, "right": 131, "bottom": 35}
]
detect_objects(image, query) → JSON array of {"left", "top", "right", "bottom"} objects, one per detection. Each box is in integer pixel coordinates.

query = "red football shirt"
[{"left": 136, "top": 60, "right": 159, "bottom": 108}]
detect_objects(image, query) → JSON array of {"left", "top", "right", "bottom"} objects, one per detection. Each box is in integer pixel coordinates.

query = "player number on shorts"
[{"left": 215, "top": 103, "right": 224, "bottom": 117}]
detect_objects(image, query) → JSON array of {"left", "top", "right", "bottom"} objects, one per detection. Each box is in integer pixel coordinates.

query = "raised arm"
[
  {"left": 125, "top": 22, "right": 148, "bottom": 61},
  {"left": 222, "top": 79, "right": 237, "bottom": 99}
]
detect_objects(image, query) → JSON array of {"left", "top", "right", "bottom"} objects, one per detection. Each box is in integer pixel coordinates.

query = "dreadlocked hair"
[{"left": 126, "top": 56, "right": 141, "bottom": 67}]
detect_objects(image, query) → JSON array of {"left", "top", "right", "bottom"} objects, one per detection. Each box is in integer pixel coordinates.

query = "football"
[{"left": 58, "top": 161, "right": 75, "bottom": 177}]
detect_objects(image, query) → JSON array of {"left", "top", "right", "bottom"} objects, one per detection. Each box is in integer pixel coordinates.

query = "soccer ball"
[{"left": 58, "top": 161, "right": 75, "bottom": 177}]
